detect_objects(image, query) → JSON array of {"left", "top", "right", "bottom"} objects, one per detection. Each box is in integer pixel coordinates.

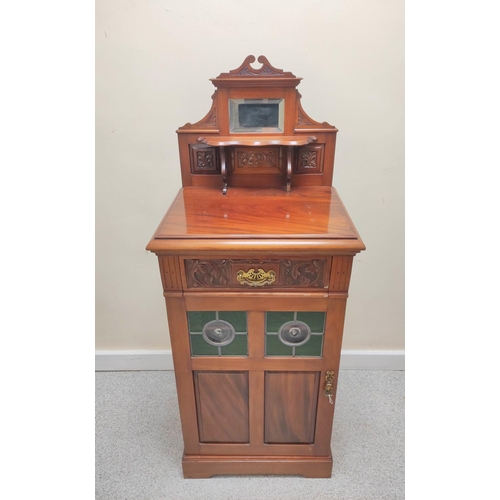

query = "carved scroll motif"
[
  {"left": 197, "top": 107, "right": 217, "bottom": 127},
  {"left": 178, "top": 92, "right": 219, "bottom": 131},
  {"left": 216, "top": 55, "right": 297, "bottom": 78},
  {"left": 238, "top": 151, "right": 276, "bottom": 167},
  {"left": 282, "top": 260, "right": 324, "bottom": 287},
  {"left": 297, "top": 109, "right": 318, "bottom": 126},
  {"left": 185, "top": 259, "right": 326, "bottom": 289},
  {"left": 236, "top": 65, "right": 282, "bottom": 77},
  {"left": 186, "top": 260, "right": 230, "bottom": 287}
]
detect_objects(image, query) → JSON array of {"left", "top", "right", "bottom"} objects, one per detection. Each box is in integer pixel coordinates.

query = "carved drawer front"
[{"left": 183, "top": 258, "right": 331, "bottom": 290}]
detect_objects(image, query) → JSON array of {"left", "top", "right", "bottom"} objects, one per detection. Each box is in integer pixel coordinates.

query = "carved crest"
[{"left": 215, "top": 55, "right": 297, "bottom": 79}]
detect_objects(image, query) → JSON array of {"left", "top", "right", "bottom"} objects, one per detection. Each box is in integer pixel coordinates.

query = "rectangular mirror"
[{"left": 229, "top": 98, "right": 284, "bottom": 134}]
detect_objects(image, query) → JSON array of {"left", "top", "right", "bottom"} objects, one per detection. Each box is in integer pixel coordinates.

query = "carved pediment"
[
  {"left": 211, "top": 55, "right": 302, "bottom": 88},
  {"left": 216, "top": 55, "right": 296, "bottom": 78}
]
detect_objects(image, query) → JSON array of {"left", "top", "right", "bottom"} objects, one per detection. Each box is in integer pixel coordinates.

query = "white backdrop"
[{"left": 96, "top": 0, "right": 404, "bottom": 351}]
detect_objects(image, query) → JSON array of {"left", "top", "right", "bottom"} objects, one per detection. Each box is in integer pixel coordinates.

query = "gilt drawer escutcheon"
[{"left": 184, "top": 258, "right": 328, "bottom": 289}]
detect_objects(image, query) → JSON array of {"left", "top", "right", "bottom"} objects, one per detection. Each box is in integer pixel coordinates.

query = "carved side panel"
[
  {"left": 231, "top": 146, "right": 282, "bottom": 175},
  {"left": 184, "top": 258, "right": 329, "bottom": 289},
  {"left": 295, "top": 145, "right": 324, "bottom": 174},
  {"left": 189, "top": 144, "right": 220, "bottom": 174}
]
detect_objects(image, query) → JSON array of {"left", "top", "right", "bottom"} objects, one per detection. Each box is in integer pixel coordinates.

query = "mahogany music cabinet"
[{"left": 146, "top": 56, "right": 365, "bottom": 478}]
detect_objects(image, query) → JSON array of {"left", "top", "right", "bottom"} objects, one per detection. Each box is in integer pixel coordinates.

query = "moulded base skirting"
[
  {"left": 182, "top": 453, "right": 333, "bottom": 479},
  {"left": 95, "top": 349, "right": 404, "bottom": 371}
]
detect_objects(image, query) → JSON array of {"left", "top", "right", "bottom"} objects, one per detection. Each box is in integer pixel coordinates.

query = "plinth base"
[{"left": 182, "top": 453, "right": 333, "bottom": 479}]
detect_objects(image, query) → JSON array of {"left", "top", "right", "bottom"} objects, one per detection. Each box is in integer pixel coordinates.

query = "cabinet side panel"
[
  {"left": 264, "top": 371, "right": 320, "bottom": 444},
  {"left": 194, "top": 371, "right": 250, "bottom": 443},
  {"left": 329, "top": 256, "right": 353, "bottom": 292},
  {"left": 159, "top": 256, "right": 183, "bottom": 291}
]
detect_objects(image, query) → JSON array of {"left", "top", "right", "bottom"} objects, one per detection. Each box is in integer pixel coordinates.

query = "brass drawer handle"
[
  {"left": 236, "top": 268, "right": 276, "bottom": 287},
  {"left": 324, "top": 370, "right": 335, "bottom": 404}
]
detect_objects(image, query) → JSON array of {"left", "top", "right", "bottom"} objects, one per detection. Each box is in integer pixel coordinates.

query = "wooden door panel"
[
  {"left": 194, "top": 371, "right": 249, "bottom": 443},
  {"left": 264, "top": 371, "right": 320, "bottom": 444}
]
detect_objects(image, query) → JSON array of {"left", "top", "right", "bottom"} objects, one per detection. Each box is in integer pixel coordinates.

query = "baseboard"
[
  {"left": 95, "top": 350, "right": 174, "bottom": 371},
  {"left": 95, "top": 349, "right": 404, "bottom": 371},
  {"left": 339, "top": 349, "right": 405, "bottom": 370}
]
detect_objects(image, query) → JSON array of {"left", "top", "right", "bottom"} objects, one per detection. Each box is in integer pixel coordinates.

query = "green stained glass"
[
  {"left": 266, "top": 334, "right": 293, "bottom": 356},
  {"left": 190, "top": 334, "right": 218, "bottom": 356},
  {"left": 187, "top": 311, "right": 216, "bottom": 333},
  {"left": 266, "top": 311, "right": 294, "bottom": 333},
  {"left": 218, "top": 311, "right": 247, "bottom": 332},
  {"left": 188, "top": 311, "right": 248, "bottom": 357},
  {"left": 221, "top": 335, "right": 248, "bottom": 356},
  {"left": 294, "top": 335, "right": 323, "bottom": 357},
  {"left": 297, "top": 312, "right": 326, "bottom": 333}
]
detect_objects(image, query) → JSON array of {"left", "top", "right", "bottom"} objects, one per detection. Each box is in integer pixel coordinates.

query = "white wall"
[{"left": 96, "top": 0, "right": 404, "bottom": 351}]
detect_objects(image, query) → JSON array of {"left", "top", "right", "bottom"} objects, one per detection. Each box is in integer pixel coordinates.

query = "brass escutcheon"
[
  {"left": 236, "top": 268, "right": 276, "bottom": 287},
  {"left": 323, "top": 370, "right": 335, "bottom": 397}
]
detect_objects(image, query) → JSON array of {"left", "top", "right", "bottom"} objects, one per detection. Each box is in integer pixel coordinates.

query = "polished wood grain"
[
  {"left": 264, "top": 372, "right": 320, "bottom": 444},
  {"left": 195, "top": 442, "right": 316, "bottom": 457},
  {"left": 184, "top": 294, "right": 330, "bottom": 312},
  {"left": 190, "top": 357, "right": 328, "bottom": 372},
  {"left": 197, "top": 135, "right": 317, "bottom": 147},
  {"left": 194, "top": 371, "right": 249, "bottom": 443},
  {"left": 182, "top": 454, "right": 333, "bottom": 478},
  {"left": 181, "top": 290, "right": 336, "bottom": 300},
  {"left": 149, "top": 186, "right": 358, "bottom": 240},
  {"left": 148, "top": 238, "right": 364, "bottom": 256}
]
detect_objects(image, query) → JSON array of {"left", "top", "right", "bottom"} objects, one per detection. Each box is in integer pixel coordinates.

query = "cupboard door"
[
  {"left": 264, "top": 371, "right": 320, "bottom": 444},
  {"left": 182, "top": 296, "right": 341, "bottom": 457},
  {"left": 194, "top": 371, "right": 249, "bottom": 443}
]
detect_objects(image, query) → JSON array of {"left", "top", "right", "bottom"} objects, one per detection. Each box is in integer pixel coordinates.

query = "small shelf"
[{"left": 197, "top": 136, "right": 317, "bottom": 147}]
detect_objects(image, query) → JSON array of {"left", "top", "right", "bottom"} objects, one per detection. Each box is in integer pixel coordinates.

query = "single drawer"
[{"left": 182, "top": 258, "right": 331, "bottom": 290}]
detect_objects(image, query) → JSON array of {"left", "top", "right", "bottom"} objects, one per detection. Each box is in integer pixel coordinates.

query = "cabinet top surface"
[{"left": 149, "top": 186, "right": 363, "bottom": 245}]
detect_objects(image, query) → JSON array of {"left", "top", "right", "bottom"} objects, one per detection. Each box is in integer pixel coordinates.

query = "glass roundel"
[
  {"left": 202, "top": 319, "right": 236, "bottom": 346},
  {"left": 278, "top": 320, "right": 311, "bottom": 347}
]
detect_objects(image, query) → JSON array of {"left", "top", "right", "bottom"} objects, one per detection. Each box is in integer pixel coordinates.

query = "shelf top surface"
[
  {"left": 196, "top": 136, "right": 318, "bottom": 146},
  {"left": 152, "top": 186, "right": 360, "bottom": 241}
]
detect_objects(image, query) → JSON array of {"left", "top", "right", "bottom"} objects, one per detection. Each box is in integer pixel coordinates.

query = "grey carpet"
[{"left": 96, "top": 370, "right": 404, "bottom": 500}]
